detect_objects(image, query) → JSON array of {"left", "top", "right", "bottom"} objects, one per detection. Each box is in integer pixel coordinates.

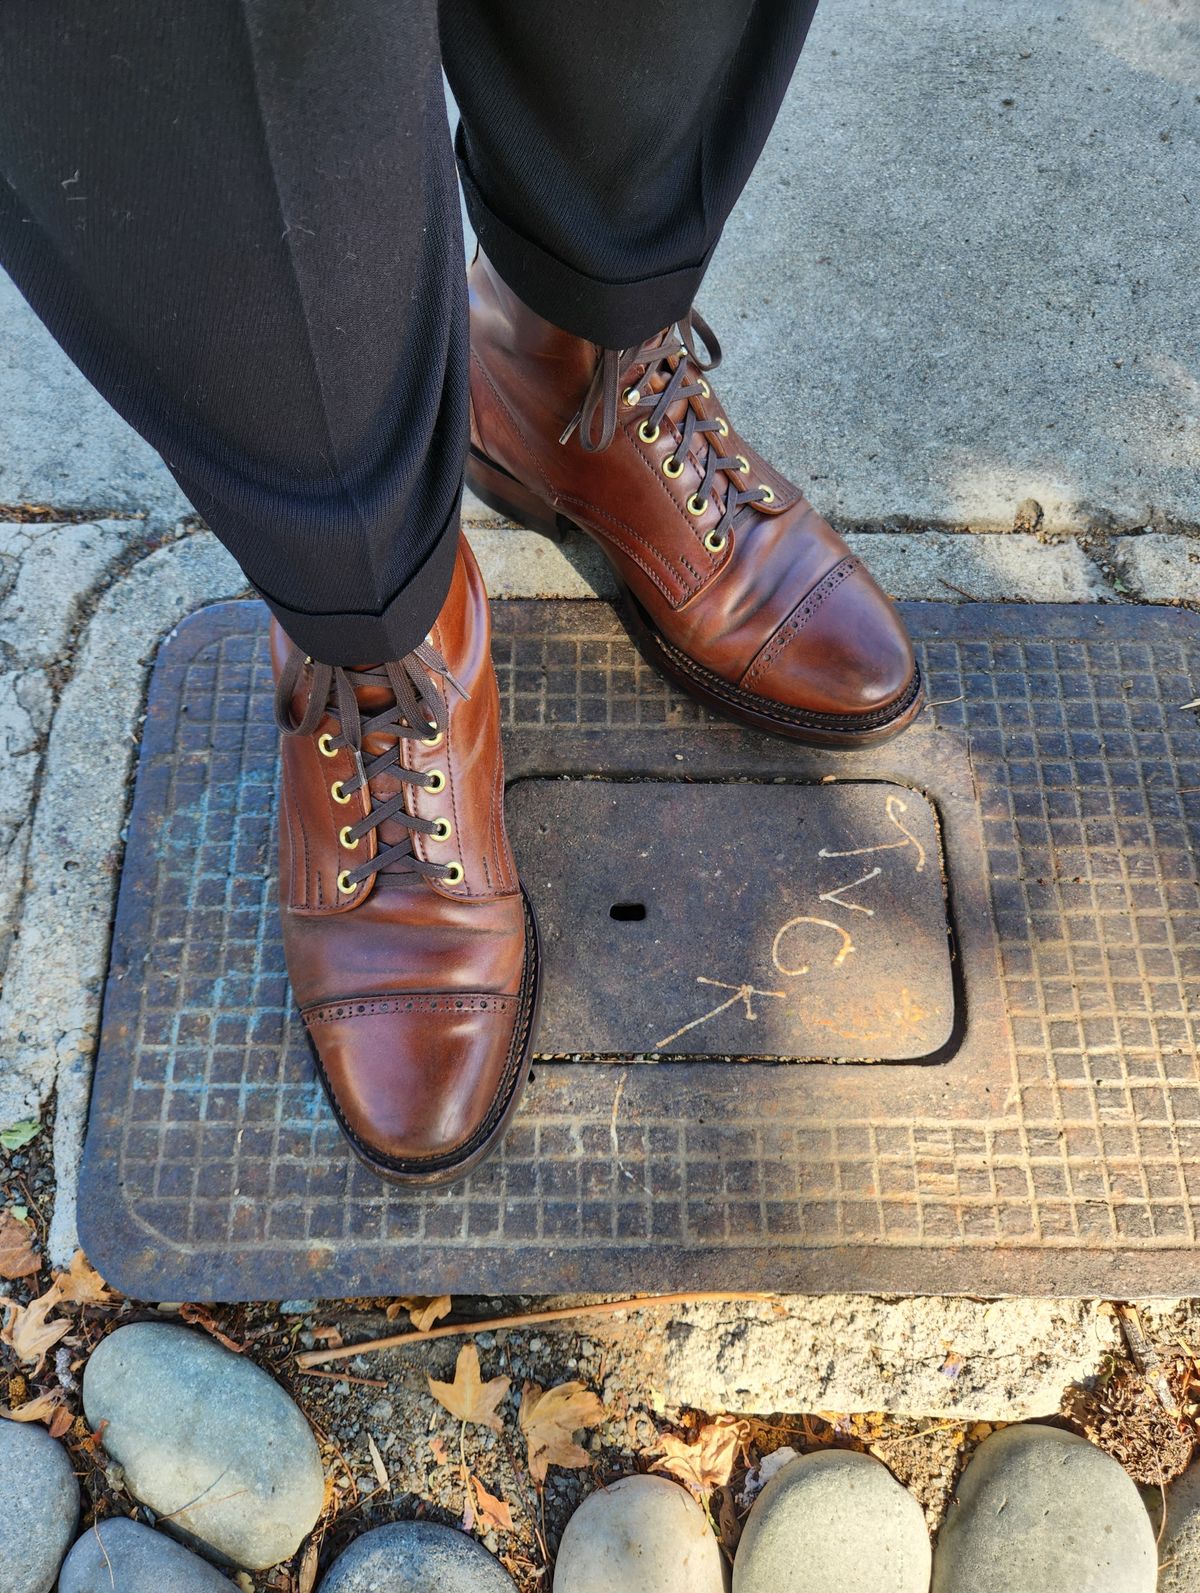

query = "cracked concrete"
[{"left": 635, "top": 1296, "right": 1125, "bottom": 1422}]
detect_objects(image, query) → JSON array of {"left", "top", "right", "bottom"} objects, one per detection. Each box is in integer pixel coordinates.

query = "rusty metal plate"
[
  {"left": 78, "top": 599, "right": 1200, "bottom": 1301},
  {"left": 509, "top": 778, "right": 954, "bottom": 1060}
]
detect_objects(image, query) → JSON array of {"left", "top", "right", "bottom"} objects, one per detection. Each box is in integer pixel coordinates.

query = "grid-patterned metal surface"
[{"left": 79, "top": 600, "right": 1200, "bottom": 1300}]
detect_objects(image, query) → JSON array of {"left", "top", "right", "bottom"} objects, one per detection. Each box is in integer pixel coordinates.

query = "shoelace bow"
[
  {"left": 274, "top": 641, "right": 467, "bottom": 889},
  {"left": 563, "top": 310, "right": 772, "bottom": 546}
]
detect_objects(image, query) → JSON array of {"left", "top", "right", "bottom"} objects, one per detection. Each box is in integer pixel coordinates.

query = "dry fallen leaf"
[
  {"left": 428, "top": 1344, "right": 511, "bottom": 1433},
  {"left": 519, "top": 1380, "right": 605, "bottom": 1484},
  {"left": 385, "top": 1294, "right": 452, "bottom": 1332},
  {"left": 367, "top": 1432, "right": 390, "bottom": 1491},
  {"left": 652, "top": 1415, "right": 748, "bottom": 1497},
  {"left": 429, "top": 1435, "right": 450, "bottom": 1465},
  {"left": 52, "top": 1251, "right": 115, "bottom": 1306},
  {"left": 178, "top": 1302, "right": 244, "bottom": 1352},
  {"left": 0, "top": 1212, "right": 40, "bottom": 1280},
  {"left": 0, "top": 1389, "right": 66, "bottom": 1425},
  {"left": 296, "top": 1539, "right": 320, "bottom": 1593},
  {"left": 471, "top": 1472, "right": 514, "bottom": 1533},
  {"left": 47, "top": 1404, "right": 73, "bottom": 1440},
  {"left": 0, "top": 1287, "right": 71, "bottom": 1374}
]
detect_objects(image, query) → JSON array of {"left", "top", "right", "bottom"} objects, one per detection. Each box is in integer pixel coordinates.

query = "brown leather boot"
[
  {"left": 467, "top": 254, "right": 922, "bottom": 747},
  {"left": 271, "top": 535, "right": 540, "bottom": 1186}
]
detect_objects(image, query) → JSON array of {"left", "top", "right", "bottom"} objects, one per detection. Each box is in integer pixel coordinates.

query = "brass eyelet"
[
  {"left": 425, "top": 769, "right": 446, "bottom": 794},
  {"left": 421, "top": 726, "right": 443, "bottom": 748},
  {"left": 318, "top": 732, "right": 337, "bottom": 758},
  {"left": 759, "top": 484, "right": 775, "bottom": 504},
  {"left": 736, "top": 454, "right": 750, "bottom": 474},
  {"left": 330, "top": 780, "right": 352, "bottom": 806},
  {"left": 339, "top": 825, "right": 360, "bottom": 850},
  {"left": 337, "top": 869, "right": 356, "bottom": 895},
  {"left": 704, "top": 529, "right": 728, "bottom": 554},
  {"left": 443, "top": 861, "right": 465, "bottom": 886},
  {"left": 662, "top": 455, "right": 684, "bottom": 479},
  {"left": 623, "top": 386, "right": 641, "bottom": 408},
  {"left": 638, "top": 420, "right": 660, "bottom": 445},
  {"left": 686, "top": 493, "right": 708, "bottom": 517},
  {"left": 431, "top": 817, "right": 452, "bottom": 842},
  {"left": 698, "top": 379, "right": 711, "bottom": 398},
  {"left": 716, "top": 417, "right": 729, "bottom": 437}
]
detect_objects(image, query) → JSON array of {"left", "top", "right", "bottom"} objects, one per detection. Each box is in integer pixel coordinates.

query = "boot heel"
[{"left": 466, "top": 447, "right": 563, "bottom": 541}]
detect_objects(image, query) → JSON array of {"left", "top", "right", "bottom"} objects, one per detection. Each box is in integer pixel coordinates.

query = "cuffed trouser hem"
[
  {"left": 457, "top": 132, "right": 714, "bottom": 350},
  {"left": 259, "top": 501, "right": 461, "bottom": 666}
]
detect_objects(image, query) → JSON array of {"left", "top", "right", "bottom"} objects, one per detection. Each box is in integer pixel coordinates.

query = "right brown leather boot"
[{"left": 271, "top": 535, "right": 540, "bottom": 1187}]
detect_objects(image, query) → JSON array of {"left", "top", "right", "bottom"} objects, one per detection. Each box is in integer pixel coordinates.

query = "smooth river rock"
[
  {"left": 733, "top": 1449, "right": 930, "bottom": 1593},
  {"left": 83, "top": 1322, "right": 324, "bottom": 1570},
  {"left": 0, "top": 1417, "right": 80, "bottom": 1593},
  {"left": 317, "top": 1522, "right": 516, "bottom": 1591},
  {"left": 59, "top": 1518, "right": 239, "bottom": 1591},
  {"left": 1157, "top": 1456, "right": 1200, "bottom": 1593},
  {"left": 554, "top": 1474, "right": 727, "bottom": 1593},
  {"left": 932, "top": 1424, "right": 1157, "bottom": 1593}
]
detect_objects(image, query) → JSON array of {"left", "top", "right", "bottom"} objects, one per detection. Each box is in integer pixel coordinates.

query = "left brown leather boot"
[
  {"left": 466, "top": 253, "right": 922, "bottom": 748},
  {"left": 271, "top": 535, "right": 540, "bottom": 1187}
]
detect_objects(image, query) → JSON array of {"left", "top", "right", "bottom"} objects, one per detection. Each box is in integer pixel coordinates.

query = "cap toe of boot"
[
  {"left": 744, "top": 562, "right": 919, "bottom": 726},
  {"left": 303, "top": 993, "right": 528, "bottom": 1183}
]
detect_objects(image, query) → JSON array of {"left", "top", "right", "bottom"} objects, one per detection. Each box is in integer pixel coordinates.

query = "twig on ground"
[{"left": 294, "top": 1292, "right": 777, "bottom": 1368}]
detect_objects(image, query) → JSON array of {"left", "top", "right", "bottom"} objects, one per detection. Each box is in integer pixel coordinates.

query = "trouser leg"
[
  {"left": 0, "top": 0, "right": 465, "bottom": 663},
  {"left": 442, "top": 0, "right": 821, "bottom": 347}
]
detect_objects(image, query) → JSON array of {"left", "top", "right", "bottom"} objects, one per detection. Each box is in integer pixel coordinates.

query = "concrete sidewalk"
[{"left": 2, "top": 0, "right": 1197, "bottom": 534}]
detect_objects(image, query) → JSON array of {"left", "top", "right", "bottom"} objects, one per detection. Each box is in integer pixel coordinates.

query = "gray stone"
[
  {"left": 1148, "top": 1456, "right": 1200, "bottom": 1593},
  {"left": 733, "top": 1450, "right": 929, "bottom": 1593},
  {"left": 931, "top": 1423, "right": 1157, "bottom": 1593},
  {"left": 317, "top": 1522, "right": 516, "bottom": 1591},
  {"left": 82, "top": 1322, "right": 324, "bottom": 1570},
  {"left": 0, "top": 1417, "right": 80, "bottom": 1593},
  {"left": 58, "top": 1518, "right": 239, "bottom": 1592},
  {"left": 645, "top": 1295, "right": 1122, "bottom": 1421},
  {"left": 553, "top": 1475, "right": 727, "bottom": 1593}
]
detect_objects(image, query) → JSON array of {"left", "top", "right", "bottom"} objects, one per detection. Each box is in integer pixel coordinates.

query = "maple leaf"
[
  {"left": 52, "top": 1251, "right": 116, "bottom": 1306},
  {"left": 0, "top": 1286, "right": 71, "bottom": 1374},
  {"left": 428, "top": 1344, "right": 510, "bottom": 1432},
  {"left": 470, "top": 1472, "right": 514, "bottom": 1533},
  {"left": 519, "top": 1380, "right": 605, "bottom": 1484},
  {"left": 652, "top": 1415, "right": 748, "bottom": 1498},
  {"left": 385, "top": 1294, "right": 453, "bottom": 1332},
  {"left": 0, "top": 1212, "right": 40, "bottom": 1280}
]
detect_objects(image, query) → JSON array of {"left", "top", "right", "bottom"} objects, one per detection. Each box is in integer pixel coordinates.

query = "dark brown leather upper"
[
  {"left": 272, "top": 536, "right": 535, "bottom": 1177},
  {"left": 467, "top": 252, "right": 918, "bottom": 728}
]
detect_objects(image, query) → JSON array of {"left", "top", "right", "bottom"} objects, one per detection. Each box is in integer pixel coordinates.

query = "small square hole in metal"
[{"left": 508, "top": 777, "right": 954, "bottom": 1061}]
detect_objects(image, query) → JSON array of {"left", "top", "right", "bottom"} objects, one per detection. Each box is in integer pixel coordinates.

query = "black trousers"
[{"left": 0, "top": 0, "right": 819, "bottom": 662}]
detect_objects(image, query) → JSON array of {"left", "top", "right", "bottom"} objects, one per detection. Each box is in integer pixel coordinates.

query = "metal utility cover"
[
  {"left": 509, "top": 778, "right": 953, "bottom": 1061},
  {"left": 77, "top": 599, "right": 1200, "bottom": 1301}
]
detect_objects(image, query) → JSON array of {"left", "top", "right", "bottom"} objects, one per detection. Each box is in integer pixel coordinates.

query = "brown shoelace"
[
  {"left": 563, "top": 310, "right": 772, "bottom": 547},
  {"left": 274, "top": 641, "right": 467, "bottom": 889}
]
